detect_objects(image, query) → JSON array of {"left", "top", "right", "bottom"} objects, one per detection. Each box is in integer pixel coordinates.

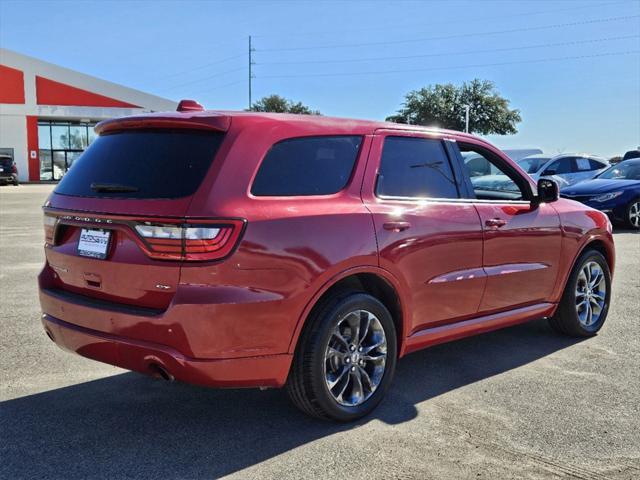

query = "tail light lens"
[
  {"left": 12, "top": 163, "right": 17, "bottom": 174},
  {"left": 43, "top": 214, "right": 57, "bottom": 244},
  {"left": 134, "top": 220, "right": 244, "bottom": 261}
]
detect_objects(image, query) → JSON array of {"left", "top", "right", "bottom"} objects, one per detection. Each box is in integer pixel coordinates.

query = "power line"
[
  {"left": 259, "top": 15, "right": 640, "bottom": 52},
  {"left": 157, "top": 52, "right": 245, "bottom": 81},
  {"left": 251, "top": 0, "right": 630, "bottom": 38},
  {"left": 162, "top": 66, "right": 247, "bottom": 91},
  {"left": 164, "top": 77, "right": 248, "bottom": 100},
  {"left": 258, "top": 35, "right": 640, "bottom": 66},
  {"left": 258, "top": 50, "right": 640, "bottom": 80}
]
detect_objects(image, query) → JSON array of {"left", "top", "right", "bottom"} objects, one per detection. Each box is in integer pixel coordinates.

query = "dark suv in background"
[{"left": 0, "top": 154, "right": 19, "bottom": 185}]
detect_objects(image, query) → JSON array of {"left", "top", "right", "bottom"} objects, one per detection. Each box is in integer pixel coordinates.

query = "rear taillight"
[
  {"left": 43, "top": 214, "right": 57, "bottom": 244},
  {"left": 134, "top": 219, "right": 244, "bottom": 261},
  {"left": 12, "top": 163, "right": 17, "bottom": 174}
]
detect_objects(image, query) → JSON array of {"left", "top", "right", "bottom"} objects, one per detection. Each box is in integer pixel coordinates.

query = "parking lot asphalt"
[{"left": 1, "top": 184, "right": 639, "bottom": 480}]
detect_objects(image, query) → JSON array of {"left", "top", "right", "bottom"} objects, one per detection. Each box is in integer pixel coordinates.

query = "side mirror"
[{"left": 535, "top": 177, "right": 559, "bottom": 205}]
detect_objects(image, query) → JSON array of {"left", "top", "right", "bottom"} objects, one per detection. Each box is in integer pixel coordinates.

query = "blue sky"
[{"left": 1, "top": 0, "right": 639, "bottom": 157}]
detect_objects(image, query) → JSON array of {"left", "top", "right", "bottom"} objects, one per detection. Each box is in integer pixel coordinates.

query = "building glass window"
[{"left": 38, "top": 120, "right": 97, "bottom": 181}]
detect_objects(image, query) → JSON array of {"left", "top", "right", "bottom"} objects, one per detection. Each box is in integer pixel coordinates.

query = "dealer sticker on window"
[{"left": 78, "top": 228, "right": 111, "bottom": 259}]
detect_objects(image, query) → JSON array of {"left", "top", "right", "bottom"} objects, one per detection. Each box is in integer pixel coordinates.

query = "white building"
[{"left": 0, "top": 48, "right": 176, "bottom": 182}]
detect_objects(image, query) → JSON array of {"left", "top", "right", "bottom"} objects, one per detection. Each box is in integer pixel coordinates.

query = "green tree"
[
  {"left": 386, "top": 79, "right": 521, "bottom": 135},
  {"left": 249, "top": 94, "right": 320, "bottom": 115}
]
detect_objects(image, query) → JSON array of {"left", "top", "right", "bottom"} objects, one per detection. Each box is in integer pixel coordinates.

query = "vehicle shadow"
[{"left": 0, "top": 319, "right": 583, "bottom": 479}]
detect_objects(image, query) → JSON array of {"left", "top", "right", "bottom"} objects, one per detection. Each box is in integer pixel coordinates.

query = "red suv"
[{"left": 39, "top": 103, "right": 615, "bottom": 421}]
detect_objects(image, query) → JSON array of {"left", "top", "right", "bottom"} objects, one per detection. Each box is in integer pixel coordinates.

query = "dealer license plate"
[{"left": 78, "top": 228, "right": 111, "bottom": 259}]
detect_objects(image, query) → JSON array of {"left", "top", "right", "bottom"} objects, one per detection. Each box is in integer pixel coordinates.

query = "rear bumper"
[{"left": 42, "top": 314, "right": 292, "bottom": 388}]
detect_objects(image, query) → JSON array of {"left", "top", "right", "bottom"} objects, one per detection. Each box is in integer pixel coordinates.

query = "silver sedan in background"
[{"left": 517, "top": 153, "right": 609, "bottom": 187}]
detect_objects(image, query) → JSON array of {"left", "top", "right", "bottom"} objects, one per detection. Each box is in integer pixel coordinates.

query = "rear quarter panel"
[{"left": 178, "top": 123, "right": 380, "bottom": 358}]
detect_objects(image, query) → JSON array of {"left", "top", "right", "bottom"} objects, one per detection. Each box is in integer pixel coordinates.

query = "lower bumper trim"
[{"left": 42, "top": 314, "right": 292, "bottom": 388}]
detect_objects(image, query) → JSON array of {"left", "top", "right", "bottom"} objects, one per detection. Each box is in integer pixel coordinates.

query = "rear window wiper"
[{"left": 90, "top": 182, "right": 139, "bottom": 193}]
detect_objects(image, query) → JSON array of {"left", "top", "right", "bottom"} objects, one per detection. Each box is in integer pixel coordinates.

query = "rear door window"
[
  {"left": 54, "top": 129, "right": 224, "bottom": 199},
  {"left": 545, "top": 158, "right": 574, "bottom": 175},
  {"left": 251, "top": 136, "right": 362, "bottom": 196},
  {"left": 376, "top": 136, "right": 458, "bottom": 199}
]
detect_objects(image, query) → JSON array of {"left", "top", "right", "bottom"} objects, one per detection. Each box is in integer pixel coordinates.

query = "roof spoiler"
[{"left": 95, "top": 113, "right": 230, "bottom": 135}]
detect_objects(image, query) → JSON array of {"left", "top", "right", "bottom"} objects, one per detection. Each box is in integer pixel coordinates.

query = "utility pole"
[
  {"left": 464, "top": 105, "right": 470, "bottom": 133},
  {"left": 248, "top": 35, "right": 255, "bottom": 110}
]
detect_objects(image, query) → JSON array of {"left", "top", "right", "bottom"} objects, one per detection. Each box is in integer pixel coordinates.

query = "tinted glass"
[
  {"left": 545, "top": 158, "right": 573, "bottom": 174},
  {"left": 598, "top": 160, "right": 640, "bottom": 180},
  {"left": 39, "top": 151, "right": 52, "bottom": 180},
  {"left": 460, "top": 146, "right": 525, "bottom": 201},
  {"left": 251, "top": 136, "right": 362, "bottom": 196},
  {"left": 38, "top": 125, "right": 51, "bottom": 149},
  {"left": 52, "top": 151, "right": 65, "bottom": 181},
  {"left": 463, "top": 153, "right": 500, "bottom": 176},
  {"left": 589, "top": 159, "right": 606, "bottom": 170},
  {"left": 55, "top": 130, "right": 224, "bottom": 199},
  {"left": 69, "top": 125, "right": 88, "bottom": 149},
  {"left": 87, "top": 127, "right": 97, "bottom": 145},
  {"left": 517, "top": 157, "right": 549, "bottom": 174},
  {"left": 51, "top": 125, "right": 69, "bottom": 149},
  {"left": 575, "top": 158, "right": 593, "bottom": 171},
  {"left": 377, "top": 137, "right": 458, "bottom": 198}
]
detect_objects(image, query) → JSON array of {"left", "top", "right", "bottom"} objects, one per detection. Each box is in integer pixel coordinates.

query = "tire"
[
  {"left": 549, "top": 249, "right": 611, "bottom": 337},
  {"left": 286, "top": 291, "right": 397, "bottom": 422},
  {"left": 625, "top": 198, "right": 640, "bottom": 229}
]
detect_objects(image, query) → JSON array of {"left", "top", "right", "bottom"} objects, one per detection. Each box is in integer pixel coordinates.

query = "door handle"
[
  {"left": 485, "top": 218, "right": 507, "bottom": 228},
  {"left": 383, "top": 221, "right": 411, "bottom": 232}
]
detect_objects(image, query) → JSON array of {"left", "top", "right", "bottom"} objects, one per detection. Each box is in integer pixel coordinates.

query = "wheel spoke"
[
  {"left": 346, "top": 311, "right": 361, "bottom": 345},
  {"left": 590, "top": 297, "right": 603, "bottom": 314},
  {"left": 359, "top": 311, "right": 372, "bottom": 345},
  {"left": 589, "top": 268, "right": 602, "bottom": 289},
  {"left": 585, "top": 302, "right": 593, "bottom": 326},
  {"left": 631, "top": 203, "right": 640, "bottom": 227},
  {"left": 359, "top": 366, "right": 374, "bottom": 391},
  {"left": 327, "top": 365, "right": 349, "bottom": 390},
  {"left": 361, "top": 338, "right": 385, "bottom": 355},
  {"left": 350, "top": 369, "right": 364, "bottom": 404},
  {"left": 332, "top": 330, "right": 349, "bottom": 350},
  {"left": 326, "top": 346, "right": 343, "bottom": 359}
]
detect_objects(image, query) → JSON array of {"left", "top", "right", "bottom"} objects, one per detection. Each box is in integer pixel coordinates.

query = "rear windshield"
[
  {"left": 0, "top": 157, "right": 13, "bottom": 167},
  {"left": 55, "top": 129, "right": 224, "bottom": 199}
]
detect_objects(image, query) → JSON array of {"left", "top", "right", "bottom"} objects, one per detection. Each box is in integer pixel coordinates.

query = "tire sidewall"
[
  {"left": 566, "top": 251, "right": 612, "bottom": 334},
  {"left": 309, "top": 293, "right": 397, "bottom": 422}
]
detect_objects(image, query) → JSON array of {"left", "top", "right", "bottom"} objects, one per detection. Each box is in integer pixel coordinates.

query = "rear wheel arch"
[{"left": 288, "top": 268, "right": 408, "bottom": 358}]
